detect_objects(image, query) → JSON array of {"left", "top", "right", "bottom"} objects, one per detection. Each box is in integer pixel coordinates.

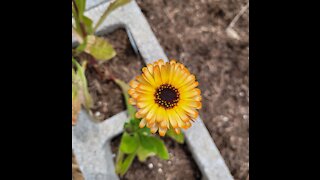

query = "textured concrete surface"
[
  {"left": 85, "top": 0, "right": 110, "bottom": 11},
  {"left": 72, "top": 110, "right": 127, "bottom": 180},
  {"left": 72, "top": 1, "right": 233, "bottom": 180}
]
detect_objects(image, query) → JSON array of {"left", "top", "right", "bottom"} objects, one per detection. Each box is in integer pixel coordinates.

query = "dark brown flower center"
[{"left": 155, "top": 84, "right": 180, "bottom": 109}]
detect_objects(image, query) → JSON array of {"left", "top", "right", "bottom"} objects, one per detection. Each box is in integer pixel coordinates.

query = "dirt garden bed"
[
  {"left": 135, "top": 0, "right": 249, "bottom": 179},
  {"left": 85, "top": 29, "right": 143, "bottom": 121}
]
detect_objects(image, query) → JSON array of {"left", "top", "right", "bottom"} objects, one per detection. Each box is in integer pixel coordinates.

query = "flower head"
[{"left": 128, "top": 59, "right": 202, "bottom": 136}]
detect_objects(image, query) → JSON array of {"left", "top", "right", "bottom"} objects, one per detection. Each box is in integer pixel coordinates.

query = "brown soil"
[
  {"left": 86, "top": 29, "right": 143, "bottom": 121},
  {"left": 111, "top": 136, "right": 202, "bottom": 180},
  {"left": 136, "top": 1, "right": 249, "bottom": 179}
]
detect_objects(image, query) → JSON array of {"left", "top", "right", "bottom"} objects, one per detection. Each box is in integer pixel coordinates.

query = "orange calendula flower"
[{"left": 128, "top": 59, "right": 202, "bottom": 136}]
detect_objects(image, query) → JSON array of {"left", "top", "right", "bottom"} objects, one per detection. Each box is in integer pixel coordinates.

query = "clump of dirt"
[
  {"left": 111, "top": 136, "right": 202, "bottom": 180},
  {"left": 86, "top": 29, "right": 143, "bottom": 121},
  {"left": 136, "top": 0, "right": 249, "bottom": 179}
]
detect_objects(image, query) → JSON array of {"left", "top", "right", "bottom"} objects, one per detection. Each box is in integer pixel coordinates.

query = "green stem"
[
  {"left": 72, "top": 0, "right": 87, "bottom": 37},
  {"left": 115, "top": 149, "right": 124, "bottom": 173},
  {"left": 114, "top": 79, "right": 136, "bottom": 119}
]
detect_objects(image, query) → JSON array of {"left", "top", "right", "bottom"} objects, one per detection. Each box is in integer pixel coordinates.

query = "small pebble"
[
  {"left": 95, "top": 111, "right": 101, "bottom": 117},
  {"left": 148, "top": 163, "right": 153, "bottom": 169},
  {"left": 239, "top": 92, "right": 245, "bottom": 97},
  {"left": 243, "top": 114, "right": 248, "bottom": 120},
  {"left": 157, "top": 163, "right": 162, "bottom": 168},
  {"left": 222, "top": 116, "right": 229, "bottom": 122},
  {"left": 168, "top": 161, "right": 172, "bottom": 165},
  {"left": 158, "top": 168, "right": 163, "bottom": 174},
  {"left": 102, "top": 106, "right": 108, "bottom": 112}
]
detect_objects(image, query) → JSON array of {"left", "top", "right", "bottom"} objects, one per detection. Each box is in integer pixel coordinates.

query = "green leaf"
[
  {"left": 166, "top": 128, "right": 185, "bottom": 144},
  {"left": 72, "top": 58, "right": 93, "bottom": 125},
  {"left": 120, "top": 132, "right": 139, "bottom": 154},
  {"left": 74, "top": 0, "right": 86, "bottom": 16},
  {"left": 94, "top": 0, "right": 131, "bottom": 31},
  {"left": 84, "top": 35, "right": 116, "bottom": 61},
  {"left": 75, "top": 40, "right": 87, "bottom": 54},
  {"left": 72, "top": 59, "right": 93, "bottom": 109},
  {"left": 152, "top": 137, "right": 169, "bottom": 160},
  {"left": 136, "top": 145, "right": 156, "bottom": 162},
  {"left": 114, "top": 78, "right": 136, "bottom": 119},
  {"left": 119, "top": 152, "right": 136, "bottom": 176},
  {"left": 72, "top": 0, "right": 87, "bottom": 37},
  {"left": 137, "top": 125, "right": 151, "bottom": 135},
  {"left": 136, "top": 134, "right": 169, "bottom": 161},
  {"left": 115, "top": 150, "right": 124, "bottom": 173},
  {"left": 139, "top": 134, "right": 157, "bottom": 152},
  {"left": 82, "top": 15, "right": 93, "bottom": 35}
]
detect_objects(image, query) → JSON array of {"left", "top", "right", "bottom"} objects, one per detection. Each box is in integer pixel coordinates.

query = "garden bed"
[
  {"left": 136, "top": 0, "right": 249, "bottom": 179},
  {"left": 86, "top": 29, "right": 143, "bottom": 121}
]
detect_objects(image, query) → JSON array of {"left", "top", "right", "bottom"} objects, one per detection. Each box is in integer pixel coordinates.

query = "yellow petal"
[
  {"left": 174, "top": 107, "right": 190, "bottom": 122},
  {"left": 153, "top": 65, "right": 163, "bottom": 86},
  {"left": 168, "top": 63, "right": 176, "bottom": 84},
  {"left": 177, "top": 74, "right": 196, "bottom": 88},
  {"left": 135, "top": 111, "right": 143, "bottom": 118},
  {"left": 182, "top": 121, "right": 192, "bottom": 129},
  {"left": 155, "top": 59, "right": 165, "bottom": 67},
  {"left": 136, "top": 75, "right": 150, "bottom": 85},
  {"left": 169, "top": 59, "right": 177, "bottom": 65},
  {"left": 146, "top": 63, "right": 154, "bottom": 75},
  {"left": 174, "top": 68, "right": 189, "bottom": 87},
  {"left": 169, "top": 64, "right": 179, "bottom": 85},
  {"left": 181, "top": 106, "right": 199, "bottom": 119},
  {"left": 139, "top": 119, "right": 147, "bottom": 128},
  {"left": 146, "top": 105, "right": 157, "bottom": 121},
  {"left": 137, "top": 104, "right": 154, "bottom": 117},
  {"left": 155, "top": 107, "right": 164, "bottom": 122},
  {"left": 128, "top": 88, "right": 136, "bottom": 96},
  {"left": 171, "top": 108, "right": 185, "bottom": 127},
  {"left": 129, "top": 80, "right": 139, "bottom": 88},
  {"left": 180, "top": 88, "right": 201, "bottom": 99},
  {"left": 137, "top": 100, "right": 153, "bottom": 108},
  {"left": 174, "top": 128, "right": 181, "bottom": 134},
  {"left": 159, "top": 127, "right": 167, "bottom": 136},
  {"left": 179, "top": 81, "right": 199, "bottom": 92},
  {"left": 136, "top": 84, "right": 154, "bottom": 92},
  {"left": 180, "top": 100, "right": 202, "bottom": 109},
  {"left": 142, "top": 68, "right": 157, "bottom": 87},
  {"left": 150, "top": 123, "right": 158, "bottom": 134},
  {"left": 148, "top": 106, "right": 158, "bottom": 123},
  {"left": 160, "top": 63, "right": 169, "bottom": 84},
  {"left": 128, "top": 98, "right": 136, "bottom": 105},
  {"left": 160, "top": 119, "right": 168, "bottom": 129},
  {"left": 167, "top": 109, "right": 178, "bottom": 128}
]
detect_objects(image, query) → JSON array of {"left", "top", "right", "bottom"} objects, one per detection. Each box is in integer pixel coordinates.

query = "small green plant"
[
  {"left": 72, "top": 0, "right": 131, "bottom": 124},
  {"left": 114, "top": 79, "right": 184, "bottom": 176}
]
